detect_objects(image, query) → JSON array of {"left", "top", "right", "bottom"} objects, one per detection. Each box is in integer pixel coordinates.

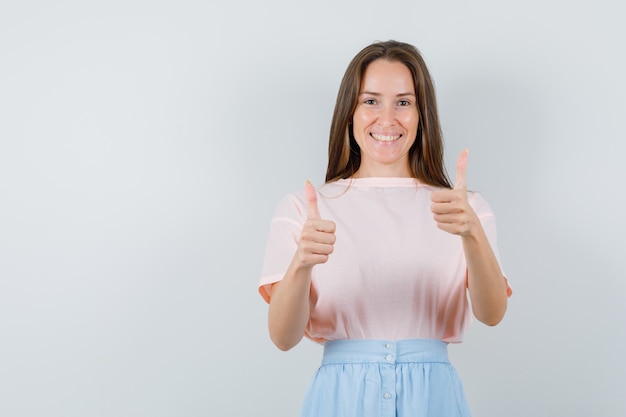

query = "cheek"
[
  {"left": 400, "top": 112, "right": 419, "bottom": 133},
  {"left": 352, "top": 110, "right": 375, "bottom": 135}
]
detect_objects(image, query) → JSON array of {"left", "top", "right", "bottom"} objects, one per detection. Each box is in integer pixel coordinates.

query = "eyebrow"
[{"left": 359, "top": 91, "right": 416, "bottom": 97}]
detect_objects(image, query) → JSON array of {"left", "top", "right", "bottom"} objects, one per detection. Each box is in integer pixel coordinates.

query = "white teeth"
[{"left": 371, "top": 133, "right": 401, "bottom": 142}]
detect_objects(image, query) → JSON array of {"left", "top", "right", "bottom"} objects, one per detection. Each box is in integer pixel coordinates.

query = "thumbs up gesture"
[
  {"left": 296, "top": 181, "right": 336, "bottom": 267},
  {"left": 430, "top": 149, "right": 478, "bottom": 236}
]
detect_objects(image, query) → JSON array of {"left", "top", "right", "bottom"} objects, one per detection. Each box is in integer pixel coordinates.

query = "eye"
[
  {"left": 364, "top": 98, "right": 377, "bottom": 105},
  {"left": 398, "top": 99, "right": 411, "bottom": 106}
]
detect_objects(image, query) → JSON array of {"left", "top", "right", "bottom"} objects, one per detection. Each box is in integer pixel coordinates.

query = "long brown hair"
[{"left": 325, "top": 40, "right": 452, "bottom": 188}]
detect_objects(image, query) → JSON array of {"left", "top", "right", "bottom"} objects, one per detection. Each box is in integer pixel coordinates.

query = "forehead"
[{"left": 360, "top": 59, "right": 415, "bottom": 93}]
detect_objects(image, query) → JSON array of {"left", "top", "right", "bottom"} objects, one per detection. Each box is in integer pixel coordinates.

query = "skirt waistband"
[{"left": 322, "top": 339, "right": 449, "bottom": 365}]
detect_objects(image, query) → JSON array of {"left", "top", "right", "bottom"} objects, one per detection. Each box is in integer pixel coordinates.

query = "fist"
[
  {"left": 430, "top": 149, "right": 478, "bottom": 236},
  {"left": 296, "top": 181, "right": 336, "bottom": 267}
]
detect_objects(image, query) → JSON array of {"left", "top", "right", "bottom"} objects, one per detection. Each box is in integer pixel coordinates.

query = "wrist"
[
  {"left": 461, "top": 215, "right": 483, "bottom": 240},
  {"left": 287, "top": 257, "right": 315, "bottom": 281}
]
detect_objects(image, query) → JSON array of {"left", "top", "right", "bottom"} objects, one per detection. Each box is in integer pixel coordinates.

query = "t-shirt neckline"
[{"left": 333, "top": 177, "right": 423, "bottom": 188}]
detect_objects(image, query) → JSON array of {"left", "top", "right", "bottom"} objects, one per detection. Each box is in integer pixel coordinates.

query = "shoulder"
[
  {"left": 271, "top": 180, "right": 346, "bottom": 221},
  {"left": 270, "top": 190, "right": 307, "bottom": 225}
]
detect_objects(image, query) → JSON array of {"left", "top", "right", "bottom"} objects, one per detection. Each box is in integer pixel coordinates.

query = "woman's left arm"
[{"left": 431, "top": 150, "right": 508, "bottom": 326}]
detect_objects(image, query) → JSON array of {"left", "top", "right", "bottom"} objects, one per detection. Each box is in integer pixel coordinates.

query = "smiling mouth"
[{"left": 371, "top": 133, "right": 401, "bottom": 142}]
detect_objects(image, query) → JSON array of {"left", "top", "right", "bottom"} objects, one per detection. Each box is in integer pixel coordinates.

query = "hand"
[
  {"left": 430, "top": 149, "right": 478, "bottom": 236},
  {"left": 296, "top": 181, "right": 336, "bottom": 267}
]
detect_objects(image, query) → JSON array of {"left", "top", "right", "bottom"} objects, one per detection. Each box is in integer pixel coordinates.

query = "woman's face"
[{"left": 352, "top": 59, "right": 419, "bottom": 177}]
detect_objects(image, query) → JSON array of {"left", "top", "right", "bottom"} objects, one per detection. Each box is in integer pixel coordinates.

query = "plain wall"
[{"left": 1, "top": 0, "right": 625, "bottom": 416}]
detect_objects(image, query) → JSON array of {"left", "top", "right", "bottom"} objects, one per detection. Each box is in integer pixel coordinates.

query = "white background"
[{"left": 1, "top": 0, "right": 625, "bottom": 416}]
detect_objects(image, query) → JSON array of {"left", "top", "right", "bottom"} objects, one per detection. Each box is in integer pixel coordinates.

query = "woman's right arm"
[{"left": 268, "top": 182, "right": 335, "bottom": 351}]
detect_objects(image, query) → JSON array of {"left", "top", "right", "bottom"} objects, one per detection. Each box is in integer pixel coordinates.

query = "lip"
[{"left": 370, "top": 133, "right": 402, "bottom": 142}]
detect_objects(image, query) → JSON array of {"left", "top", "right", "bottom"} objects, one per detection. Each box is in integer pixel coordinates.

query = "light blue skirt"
[{"left": 300, "top": 339, "right": 472, "bottom": 417}]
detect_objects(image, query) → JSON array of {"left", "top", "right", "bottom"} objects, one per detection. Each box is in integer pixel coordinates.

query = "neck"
[{"left": 353, "top": 164, "right": 412, "bottom": 178}]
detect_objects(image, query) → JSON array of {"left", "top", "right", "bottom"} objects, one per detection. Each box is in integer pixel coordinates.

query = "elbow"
[
  {"left": 474, "top": 301, "right": 507, "bottom": 327},
  {"left": 479, "top": 314, "right": 504, "bottom": 327},
  {"left": 474, "top": 307, "right": 506, "bottom": 327},
  {"left": 268, "top": 313, "right": 306, "bottom": 351},
  {"left": 268, "top": 322, "right": 303, "bottom": 351},
  {"left": 273, "top": 341, "right": 295, "bottom": 352},
  {"left": 270, "top": 334, "right": 300, "bottom": 351}
]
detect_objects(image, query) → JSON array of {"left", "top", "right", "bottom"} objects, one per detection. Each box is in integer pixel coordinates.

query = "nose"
[{"left": 378, "top": 103, "right": 395, "bottom": 126}]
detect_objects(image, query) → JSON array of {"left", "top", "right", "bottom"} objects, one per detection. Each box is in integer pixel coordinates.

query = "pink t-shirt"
[{"left": 259, "top": 177, "right": 511, "bottom": 344}]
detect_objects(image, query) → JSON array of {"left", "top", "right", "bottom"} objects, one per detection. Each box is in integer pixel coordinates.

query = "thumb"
[
  {"left": 454, "top": 149, "right": 468, "bottom": 190},
  {"left": 304, "top": 180, "right": 321, "bottom": 219}
]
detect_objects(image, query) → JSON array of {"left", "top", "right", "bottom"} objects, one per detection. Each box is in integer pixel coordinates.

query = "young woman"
[{"left": 259, "top": 40, "right": 511, "bottom": 417}]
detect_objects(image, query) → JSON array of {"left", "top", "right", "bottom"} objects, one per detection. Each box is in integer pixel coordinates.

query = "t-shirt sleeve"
[
  {"left": 469, "top": 192, "right": 513, "bottom": 297},
  {"left": 258, "top": 193, "right": 307, "bottom": 303}
]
